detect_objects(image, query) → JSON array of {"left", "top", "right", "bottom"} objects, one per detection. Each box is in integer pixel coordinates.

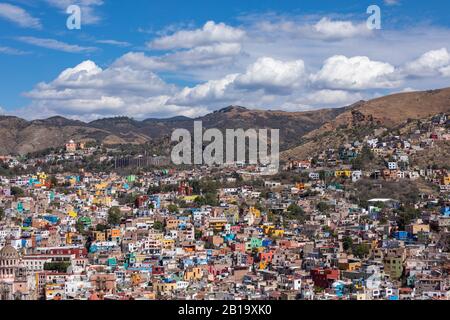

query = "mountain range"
[
  {"left": 0, "top": 106, "right": 344, "bottom": 155},
  {"left": 1, "top": 87, "right": 450, "bottom": 156}
]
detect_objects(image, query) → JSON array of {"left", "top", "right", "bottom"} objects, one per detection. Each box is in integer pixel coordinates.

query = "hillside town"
[{"left": 0, "top": 114, "right": 449, "bottom": 301}]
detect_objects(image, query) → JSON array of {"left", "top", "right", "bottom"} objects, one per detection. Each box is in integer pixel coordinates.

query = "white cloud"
[
  {"left": 302, "top": 90, "right": 363, "bottom": 106},
  {"left": 113, "top": 52, "right": 172, "bottom": 71},
  {"left": 0, "top": 46, "right": 29, "bottom": 55},
  {"left": 113, "top": 43, "right": 243, "bottom": 72},
  {"left": 311, "top": 18, "right": 371, "bottom": 40},
  {"left": 253, "top": 17, "right": 371, "bottom": 41},
  {"left": 169, "top": 57, "right": 307, "bottom": 107},
  {"left": 311, "top": 55, "right": 400, "bottom": 90},
  {"left": 149, "top": 21, "right": 245, "bottom": 50},
  {"left": 20, "top": 59, "right": 211, "bottom": 120},
  {"left": 27, "top": 60, "right": 174, "bottom": 98},
  {"left": 234, "top": 57, "right": 306, "bottom": 94},
  {"left": 0, "top": 3, "right": 41, "bottom": 29},
  {"left": 96, "top": 39, "right": 131, "bottom": 47},
  {"left": 164, "top": 42, "right": 243, "bottom": 68},
  {"left": 403, "top": 48, "right": 450, "bottom": 77},
  {"left": 17, "top": 52, "right": 406, "bottom": 120},
  {"left": 440, "top": 65, "right": 450, "bottom": 77},
  {"left": 17, "top": 37, "right": 97, "bottom": 53},
  {"left": 45, "top": 0, "right": 104, "bottom": 24},
  {"left": 169, "top": 74, "right": 239, "bottom": 106},
  {"left": 21, "top": 55, "right": 309, "bottom": 119},
  {"left": 384, "top": 0, "right": 400, "bottom": 6}
]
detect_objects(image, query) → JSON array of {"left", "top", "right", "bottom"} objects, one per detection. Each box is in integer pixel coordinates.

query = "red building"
[
  {"left": 152, "top": 266, "right": 165, "bottom": 275},
  {"left": 310, "top": 268, "right": 340, "bottom": 289},
  {"left": 135, "top": 195, "right": 149, "bottom": 208},
  {"left": 43, "top": 247, "right": 87, "bottom": 258}
]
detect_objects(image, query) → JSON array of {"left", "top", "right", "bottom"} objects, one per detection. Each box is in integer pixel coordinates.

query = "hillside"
[
  {"left": 0, "top": 106, "right": 344, "bottom": 155},
  {"left": 2, "top": 87, "right": 450, "bottom": 156},
  {"left": 282, "top": 88, "right": 450, "bottom": 160}
]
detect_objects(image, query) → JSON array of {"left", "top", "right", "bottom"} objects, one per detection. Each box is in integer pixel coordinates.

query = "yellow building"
[
  {"left": 93, "top": 196, "right": 112, "bottom": 206},
  {"left": 259, "top": 261, "right": 267, "bottom": 270},
  {"left": 68, "top": 177, "right": 77, "bottom": 186},
  {"left": 162, "top": 239, "right": 175, "bottom": 250},
  {"left": 249, "top": 207, "right": 261, "bottom": 218},
  {"left": 338, "top": 260, "right": 362, "bottom": 271},
  {"left": 182, "top": 195, "right": 199, "bottom": 202},
  {"left": 148, "top": 232, "right": 164, "bottom": 241},
  {"left": 335, "top": 170, "right": 352, "bottom": 178},
  {"left": 131, "top": 273, "right": 144, "bottom": 286},
  {"left": 262, "top": 225, "right": 284, "bottom": 238},
  {"left": 356, "top": 293, "right": 367, "bottom": 300},
  {"left": 165, "top": 218, "right": 179, "bottom": 230},
  {"left": 184, "top": 267, "right": 203, "bottom": 281},
  {"left": 37, "top": 172, "right": 48, "bottom": 184},
  {"left": 406, "top": 223, "right": 430, "bottom": 235},
  {"left": 153, "top": 281, "right": 177, "bottom": 294},
  {"left": 45, "top": 283, "right": 65, "bottom": 300},
  {"left": 442, "top": 175, "right": 450, "bottom": 185},
  {"left": 68, "top": 210, "right": 77, "bottom": 218},
  {"left": 134, "top": 254, "right": 148, "bottom": 264},
  {"left": 95, "top": 182, "right": 108, "bottom": 191},
  {"left": 263, "top": 225, "right": 275, "bottom": 235},
  {"left": 93, "top": 231, "right": 106, "bottom": 242},
  {"left": 295, "top": 183, "right": 305, "bottom": 190},
  {"left": 271, "top": 229, "right": 285, "bottom": 238},
  {"left": 208, "top": 218, "right": 227, "bottom": 231},
  {"left": 65, "top": 232, "right": 74, "bottom": 245}
]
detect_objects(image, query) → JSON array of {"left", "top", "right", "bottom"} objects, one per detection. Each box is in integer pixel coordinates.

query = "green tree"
[
  {"left": 200, "top": 180, "right": 219, "bottom": 194},
  {"left": 352, "top": 243, "right": 370, "bottom": 258},
  {"left": 204, "top": 193, "right": 219, "bottom": 206},
  {"left": 49, "top": 175, "right": 58, "bottom": 187},
  {"left": 167, "top": 204, "right": 179, "bottom": 213},
  {"left": 0, "top": 207, "right": 4, "bottom": 220},
  {"left": 191, "top": 180, "right": 201, "bottom": 194},
  {"left": 75, "top": 219, "right": 85, "bottom": 233},
  {"left": 153, "top": 221, "right": 164, "bottom": 231},
  {"left": 267, "top": 211, "right": 276, "bottom": 223},
  {"left": 96, "top": 224, "right": 108, "bottom": 232},
  {"left": 194, "top": 196, "right": 206, "bottom": 207},
  {"left": 351, "top": 145, "right": 375, "bottom": 170},
  {"left": 44, "top": 262, "right": 71, "bottom": 273},
  {"left": 195, "top": 229, "right": 203, "bottom": 240},
  {"left": 11, "top": 186, "right": 25, "bottom": 197},
  {"left": 107, "top": 206, "right": 122, "bottom": 226},
  {"left": 194, "top": 193, "right": 219, "bottom": 207},
  {"left": 317, "top": 202, "right": 330, "bottom": 213},
  {"left": 342, "top": 236, "right": 353, "bottom": 252},
  {"left": 286, "top": 204, "right": 306, "bottom": 222},
  {"left": 396, "top": 206, "right": 420, "bottom": 230},
  {"left": 147, "top": 186, "right": 161, "bottom": 194}
]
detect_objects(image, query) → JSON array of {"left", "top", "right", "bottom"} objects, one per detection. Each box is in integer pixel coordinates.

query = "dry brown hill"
[
  {"left": 282, "top": 88, "right": 450, "bottom": 160},
  {"left": 2, "top": 87, "right": 449, "bottom": 156},
  {"left": 0, "top": 106, "right": 344, "bottom": 155}
]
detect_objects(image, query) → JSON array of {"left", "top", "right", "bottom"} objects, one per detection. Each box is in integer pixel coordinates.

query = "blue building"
[
  {"left": 43, "top": 215, "right": 59, "bottom": 225},
  {"left": 394, "top": 231, "right": 409, "bottom": 241},
  {"left": 441, "top": 206, "right": 450, "bottom": 217}
]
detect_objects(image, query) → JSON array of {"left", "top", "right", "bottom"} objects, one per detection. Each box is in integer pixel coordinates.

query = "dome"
[{"left": 0, "top": 245, "right": 19, "bottom": 259}]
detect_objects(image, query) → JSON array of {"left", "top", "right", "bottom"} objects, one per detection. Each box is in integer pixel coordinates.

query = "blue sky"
[{"left": 0, "top": 0, "right": 450, "bottom": 120}]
